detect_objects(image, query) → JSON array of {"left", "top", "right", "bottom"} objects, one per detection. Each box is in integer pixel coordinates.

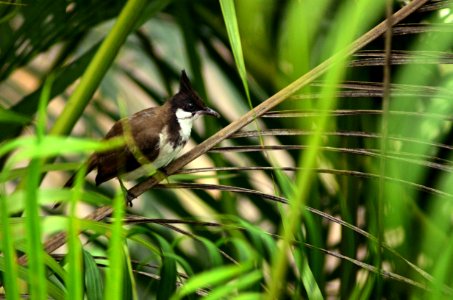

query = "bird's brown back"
[{"left": 94, "top": 104, "right": 170, "bottom": 185}]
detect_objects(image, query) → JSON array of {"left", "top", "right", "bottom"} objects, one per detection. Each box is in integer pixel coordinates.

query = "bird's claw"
[{"left": 126, "top": 191, "right": 135, "bottom": 207}]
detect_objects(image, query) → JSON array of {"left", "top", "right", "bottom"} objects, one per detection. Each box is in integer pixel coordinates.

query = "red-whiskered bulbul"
[{"left": 62, "top": 70, "right": 219, "bottom": 205}]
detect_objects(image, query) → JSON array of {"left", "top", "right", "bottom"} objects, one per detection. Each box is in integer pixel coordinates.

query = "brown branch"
[
  {"left": 36, "top": 0, "right": 431, "bottom": 259},
  {"left": 263, "top": 109, "right": 453, "bottom": 121},
  {"left": 210, "top": 144, "right": 453, "bottom": 171},
  {"left": 393, "top": 23, "right": 453, "bottom": 35},
  {"left": 229, "top": 129, "right": 453, "bottom": 152},
  {"left": 350, "top": 50, "right": 453, "bottom": 66},
  {"left": 285, "top": 80, "right": 453, "bottom": 99}
]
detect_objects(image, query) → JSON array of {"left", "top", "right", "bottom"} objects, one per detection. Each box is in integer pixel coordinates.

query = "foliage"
[{"left": 1, "top": 0, "right": 453, "bottom": 299}]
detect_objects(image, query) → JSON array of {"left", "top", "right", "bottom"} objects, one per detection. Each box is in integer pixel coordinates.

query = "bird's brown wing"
[{"left": 95, "top": 108, "right": 164, "bottom": 185}]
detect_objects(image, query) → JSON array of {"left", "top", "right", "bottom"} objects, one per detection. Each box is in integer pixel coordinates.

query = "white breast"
[{"left": 153, "top": 128, "right": 183, "bottom": 168}]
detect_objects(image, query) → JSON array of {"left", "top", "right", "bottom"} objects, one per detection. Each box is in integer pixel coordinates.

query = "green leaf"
[
  {"left": 293, "top": 250, "right": 323, "bottom": 300},
  {"left": 83, "top": 250, "right": 104, "bottom": 300},
  {"left": 23, "top": 79, "right": 52, "bottom": 299},
  {"left": 0, "top": 107, "right": 30, "bottom": 125},
  {"left": 5, "top": 188, "right": 111, "bottom": 214},
  {"left": 204, "top": 270, "right": 263, "bottom": 300},
  {"left": 230, "top": 293, "right": 263, "bottom": 300},
  {"left": 122, "top": 249, "right": 134, "bottom": 300},
  {"left": 0, "top": 135, "right": 124, "bottom": 164},
  {"left": 155, "top": 235, "right": 177, "bottom": 300},
  {"left": 197, "top": 237, "right": 223, "bottom": 267},
  {"left": 0, "top": 187, "right": 20, "bottom": 300},
  {"left": 219, "top": 0, "right": 252, "bottom": 107},
  {"left": 1, "top": 162, "right": 80, "bottom": 183},
  {"left": 236, "top": 218, "right": 278, "bottom": 261},
  {"left": 172, "top": 263, "right": 252, "bottom": 300},
  {"left": 104, "top": 190, "right": 126, "bottom": 300},
  {"left": 66, "top": 162, "right": 86, "bottom": 300}
]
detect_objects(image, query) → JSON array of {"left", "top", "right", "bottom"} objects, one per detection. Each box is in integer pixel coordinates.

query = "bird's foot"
[
  {"left": 118, "top": 177, "right": 135, "bottom": 207},
  {"left": 126, "top": 191, "right": 135, "bottom": 207}
]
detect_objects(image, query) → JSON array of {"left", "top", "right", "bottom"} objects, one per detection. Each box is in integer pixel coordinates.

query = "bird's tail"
[
  {"left": 53, "top": 156, "right": 97, "bottom": 209},
  {"left": 64, "top": 155, "right": 97, "bottom": 187}
]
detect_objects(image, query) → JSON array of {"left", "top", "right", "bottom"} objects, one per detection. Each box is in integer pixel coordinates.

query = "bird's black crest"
[
  {"left": 179, "top": 70, "right": 195, "bottom": 93},
  {"left": 175, "top": 70, "right": 204, "bottom": 106}
]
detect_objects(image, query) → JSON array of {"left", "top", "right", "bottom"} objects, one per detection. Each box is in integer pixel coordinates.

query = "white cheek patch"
[
  {"left": 176, "top": 108, "right": 196, "bottom": 140},
  {"left": 176, "top": 108, "right": 193, "bottom": 119}
]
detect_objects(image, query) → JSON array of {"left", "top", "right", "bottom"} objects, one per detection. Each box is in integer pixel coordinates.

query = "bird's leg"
[
  {"left": 126, "top": 191, "right": 136, "bottom": 207},
  {"left": 117, "top": 169, "right": 169, "bottom": 207},
  {"left": 117, "top": 177, "right": 135, "bottom": 207}
]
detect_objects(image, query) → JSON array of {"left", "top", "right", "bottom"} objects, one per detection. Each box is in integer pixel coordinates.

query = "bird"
[{"left": 62, "top": 70, "right": 219, "bottom": 205}]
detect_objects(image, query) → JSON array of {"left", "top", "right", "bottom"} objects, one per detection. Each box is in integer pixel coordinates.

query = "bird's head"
[{"left": 170, "top": 70, "right": 220, "bottom": 120}]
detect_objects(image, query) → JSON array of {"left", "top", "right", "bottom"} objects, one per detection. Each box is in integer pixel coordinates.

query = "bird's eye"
[{"left": 187, "top": 103, "right": 194, "bottom": 109}]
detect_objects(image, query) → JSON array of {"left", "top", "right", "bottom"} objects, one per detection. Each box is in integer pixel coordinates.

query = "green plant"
[{"left": 1, "top": 0, "right": 453, "bottom": 299}]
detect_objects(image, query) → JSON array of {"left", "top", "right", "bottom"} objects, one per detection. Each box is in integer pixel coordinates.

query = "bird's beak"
[{"left": 199, "top": 107, "right": 220, "bottom": 118}]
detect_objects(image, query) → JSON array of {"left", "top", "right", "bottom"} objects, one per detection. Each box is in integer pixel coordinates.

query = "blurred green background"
[{"left": 1, "top": 0, "right": 453, "bottom": 299}]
